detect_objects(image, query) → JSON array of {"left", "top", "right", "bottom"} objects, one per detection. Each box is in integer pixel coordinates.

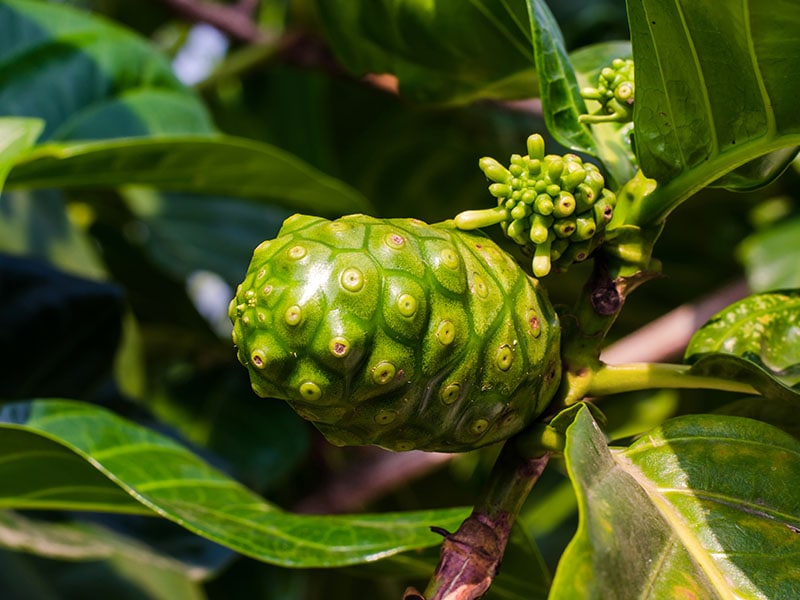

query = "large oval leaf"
[
  {"left": 685, "top": 290, "right": 800, "bottom": 401},
  {"left": 628, "top": 0, "right": 800, "bottom": 223},
  {"left": 550, "top": 405, "right": 800, "bottom": 599},
  {"left": 0, "top": 400, "right": 468, "bottom": 567},
  {"left": 314, "top": 0, "right": 538, "bottom": 105},
  {"left": 0, "top": 0, "right": 213, "bottom": 140},
  {"left": 6, "top": 136, "right": 373, "bottom": 216}
]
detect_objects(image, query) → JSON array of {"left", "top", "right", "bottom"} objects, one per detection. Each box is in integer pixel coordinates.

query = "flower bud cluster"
[
  {"left": 455, "top": 134, "right": 616, "bottom": 277},
  {"left": 580, "top": 58, "right": 635, "bottom": 124}
]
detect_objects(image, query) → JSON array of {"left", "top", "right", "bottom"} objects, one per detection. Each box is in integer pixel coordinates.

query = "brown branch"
[{"left": 159, "top": 0, "right": 271, "bottom": 44}]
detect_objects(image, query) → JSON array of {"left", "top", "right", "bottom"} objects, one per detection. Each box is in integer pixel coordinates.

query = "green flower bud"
[
  {"left": 579, "top": 58, "right": 635, "bottom": 125},
  {"left": 231, "top": 214, "right": 562, "bottom": 453}
]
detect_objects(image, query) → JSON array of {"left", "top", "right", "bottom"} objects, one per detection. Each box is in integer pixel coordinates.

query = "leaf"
[
  {"left": 6, "top": 136, "right": 373, "bottom": 216},
  {"left": 0, "top": 117, "right": 43, "bottom": 188},
  {"left": 550, "top": 405, "right": 800, "bottom": 599},
  {"left": 0, "top": 399, "right": 469, "bottom": 567},
  {"left": 685, "top": 290, "right": 800, "bottom": 401},
  {"left": 738, "top": 215, "right": 800, "bottom": 292},
  {"left": 0, "top": 0, "right": 213, "bottom": 141},
  {"left": 313, "top": 0, "right": 538, "bottom": 105},
  {"left": 527, "top": 0, "right": 597, "bottom": 156},
  {"left": 628, "top": 0, "right": 800, "bottom": 223}
]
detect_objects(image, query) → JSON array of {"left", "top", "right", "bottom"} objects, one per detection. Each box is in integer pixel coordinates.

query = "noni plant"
[{"left": 1, "top": 1, "right": 799, "bottom": 600}]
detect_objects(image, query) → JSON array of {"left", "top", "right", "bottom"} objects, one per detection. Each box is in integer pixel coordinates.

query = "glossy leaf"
[
  {"left": 0, "top": 0, "right": 213, "bottom": 141},
  {"left": 685, "top": 290, "right": 800, "bottom": 400},
  {"left": 738, "top": 215, "right": 800, "bottom": 292},
  {"left": 6, "top": 136, "right": 372, "bottom": 216},
  {"left": 527, "top": 1, "right": 597, "bottom": 156},
  {"left": 628, "top": 0, "right": 800, "bottom": 223},
  {"left": 313, "top": 0, "right": 538, "bottom": 105},
  {"left": 0, "top": 400, "right": 469, "bottom": 567},
  {"left": 551, "top": 405, "right": 800, "bottom": 599}
]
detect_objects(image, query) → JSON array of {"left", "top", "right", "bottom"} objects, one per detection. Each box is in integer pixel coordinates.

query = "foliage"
[{"left": 1, "top": 0, "right": 799, "bottom": 599}]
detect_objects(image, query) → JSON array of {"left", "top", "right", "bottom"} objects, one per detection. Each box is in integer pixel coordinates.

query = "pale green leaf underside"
[
  {"left": 6, "top": 136, "right": 372, "bottom": 216},
  {"left": 550, "top": 406, "right": 800, "bottom": 599},
  {"left": 0, "top": 400, "right": 468, "bottom": 567}
]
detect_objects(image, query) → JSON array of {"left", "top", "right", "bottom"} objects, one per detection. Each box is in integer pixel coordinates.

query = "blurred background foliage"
[{"left": 1, "top": 0, "right": 798, "bottom": 598}]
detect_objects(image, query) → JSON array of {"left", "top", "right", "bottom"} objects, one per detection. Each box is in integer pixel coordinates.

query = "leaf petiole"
[{"left": 588, "top": 362, "right": 758, "bottom": 397}]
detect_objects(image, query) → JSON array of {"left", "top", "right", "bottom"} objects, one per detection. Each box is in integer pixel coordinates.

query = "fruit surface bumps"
[{"left": 229, "top": 214, "right": 561, "bottom": 452}]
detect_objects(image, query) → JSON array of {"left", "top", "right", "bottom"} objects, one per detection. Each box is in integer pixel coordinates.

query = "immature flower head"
[
  {"left": 454, "top": 134, "right": 616, "bottom": 277},
  {"left": 580, "top": 58, "right": 635, "bottom": 124}
]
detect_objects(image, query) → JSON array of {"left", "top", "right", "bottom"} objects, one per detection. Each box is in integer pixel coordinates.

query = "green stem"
[{"left": 588, "top": 362, "right": 758, "bottom": 397}]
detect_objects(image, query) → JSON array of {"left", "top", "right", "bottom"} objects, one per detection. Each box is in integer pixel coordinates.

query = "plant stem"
[
  {"left": 588, "top": 362, "right": 758, "bottom": 397},
  {"left": 409, "top": 441, "right": 551, "bottom": 600}
]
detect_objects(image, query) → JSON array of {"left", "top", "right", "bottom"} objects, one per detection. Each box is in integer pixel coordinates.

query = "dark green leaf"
[
  {"left": 527, "top": 0, "right": 597, "bottom": 156},
  {"left": 551, "top": 406, "right": 800, "bottom": 599},
  {"left": 738, "top": 215, "right": 800, "bottom": 292},
  {"left": 0, "top": 0, "right": 212, "bottom": 141},
  {"left": 628, "top": 0, "right": 800, "bottom": 223},
  {"left": 715, "top": 396, "right": 800, "bottom": 440},
  {"left": 0, "top": 400, "right": 468, "bottom": 567},
  {"left": 314, "top": 0, "right": 538, "bottom": 105},
  {"left": 685, "top": 290, "right": 800, "bottom": 400},
  {"left": 7, "top": 136, "right": 373, "bottom": 216}
]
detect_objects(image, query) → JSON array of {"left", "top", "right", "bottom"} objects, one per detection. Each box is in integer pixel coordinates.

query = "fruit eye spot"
[
  {"left": 374, "top": 410, "right": 397, "bottom": 425},
  {"left": 299, "top": 381, "right": 322, "bottom": 401},
  {"left": 250, "top": 351, "right": 266, "bottom": 368},
  {"left": 440, "top": 383, "right": 461, "bottom": 405},
  {"left": 440, "top": 247, "right": 459, "bottom": 269},
  {"left": 288, "top": 245, "right": 307, "bottom": 260},
  {"left": 397, "top": 293, "right": 418, "bottom": 317},
  {"left": 436, "top": 320, "right": 456, "bottom": 345},
  {"left": 496, "top": 344, "right": 513, "bottom": 371},
  {"left": 256, "top": 268, "right": 266, "bottom": 280},
  {"left": 526, "top": 310, "right": 541, "bottom": 338},
  {"left": 372, "top": 361, "right": 397, "bottom": 385},
  {"left": 385, "top": 232, "right": 406, "bottom": 249},
  {"left": 471, "top": 418, "right": 489, "bottom": 434},
  {"left": 472, "top": 273, "right": 489, "bottom": 298},
  {"left": 329, "top": 336, "right": 350, "bottom": 358},
  {"left": 393, "top": 440, "right": 415, "bottom": 451},
  {"left": 340, "top": 267, "right": 364, "bottom": 292},
  {"left": 262, "top": 285, "right": 273, "bottom": 296},
  {"left": 284, "top": 305, "right": 303, "bottom": 325}
]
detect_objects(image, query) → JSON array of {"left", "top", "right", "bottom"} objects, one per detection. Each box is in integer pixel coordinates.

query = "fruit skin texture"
[{"left": 229, "top": 214, "right": 561, "bottom": 452}]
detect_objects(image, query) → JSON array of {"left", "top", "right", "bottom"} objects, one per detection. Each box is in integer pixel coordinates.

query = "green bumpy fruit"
[
  {"left": 229, "top": 214, "right": 561, "bottom": 453},
  {"left": 454, "top": 135, "right": 616, "bottom": 278}
]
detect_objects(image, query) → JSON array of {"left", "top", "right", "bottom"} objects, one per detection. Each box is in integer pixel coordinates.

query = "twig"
[
  {"left": 159, "top": 0, "right": 271, "bottom": 43},
  {"left": 409, "top": 446, "right": 551, "bottom": 600}
]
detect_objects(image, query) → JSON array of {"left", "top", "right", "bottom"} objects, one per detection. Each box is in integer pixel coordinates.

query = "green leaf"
[
  {"left": 0, "top": 0, "right": 213, "bottom": 141},
  {"left": 527, "top": 0, "right": 597, "bottom": 156},
  {"left": 628, "top": 0, "right": 800, "bottom": 224},
  {"left": 685, "top": 290, "right": 800, "bottom": 401},
  {"left": 738, "top": 215, "right": 800, "bottom": 292},
  {"left": 0, "top": 117, "right": 43, "bottom": 189},
  {"left": 0, "top": 399, "right": 469, "bottom": 567},
  {"left": 313, "top": 0, "right": 538, "bottom": 105},
  {"left": 0, "top": 511, "right": 207, "bottom": 596},
  {"left": 6, "top": 136, "right": 372, "bottom": 216},
  {"left": 551, "top": 406, "right": 800, "bottom": 599},
  {"left": 569, "top": 41, "right": 637, "bottom": 186}
]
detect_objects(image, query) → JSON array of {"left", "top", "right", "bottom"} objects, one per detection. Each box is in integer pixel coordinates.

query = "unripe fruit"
[{"left": 230, "top": 214, "right": 562, "bottom": 452}]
